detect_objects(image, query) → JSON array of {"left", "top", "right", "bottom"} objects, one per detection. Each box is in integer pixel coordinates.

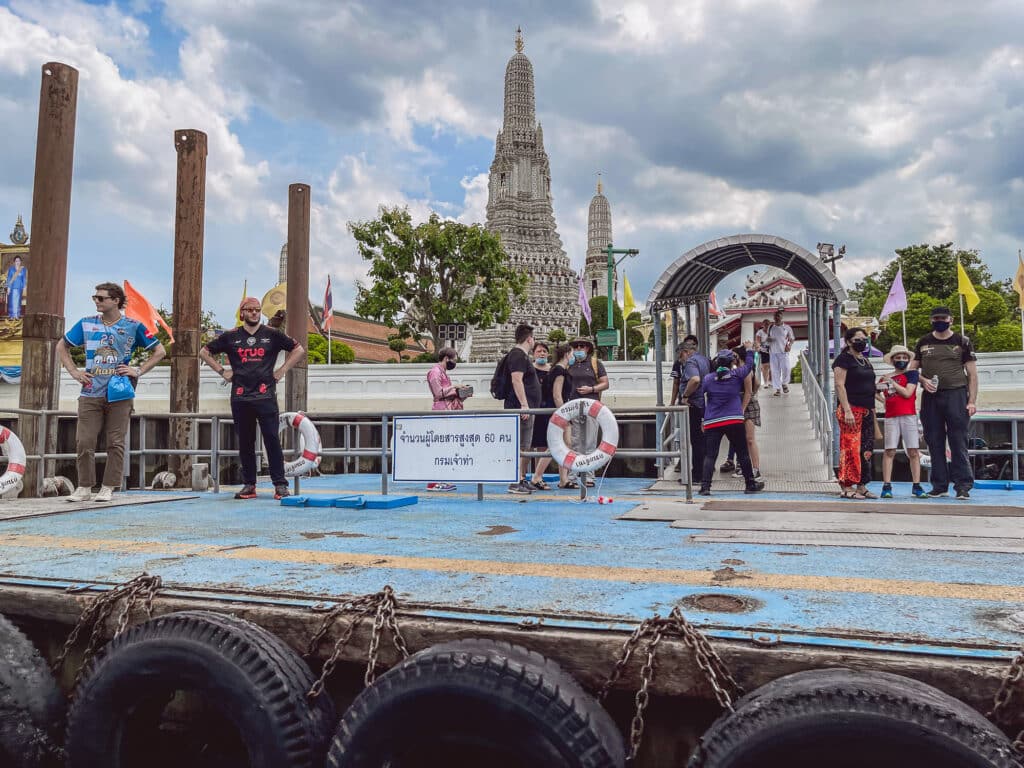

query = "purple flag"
[
  {"left": 880, "top": 267, "right": 907, "bottom": 320},
  {"left": 578, "top": 276, "right": 592, "bottom": 325}
]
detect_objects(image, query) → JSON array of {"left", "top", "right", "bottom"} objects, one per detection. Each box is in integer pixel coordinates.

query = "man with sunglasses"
[
  {"left": 57, "top": 282, "right": 166, "bottom": 502},
  {"left": 200, "top": 297, "right": 305, "bottom": 499}
]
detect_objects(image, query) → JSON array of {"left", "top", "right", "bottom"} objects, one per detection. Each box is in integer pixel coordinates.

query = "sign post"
[{"left": 603, "top": 244, "right": 638, "bottom": 359}]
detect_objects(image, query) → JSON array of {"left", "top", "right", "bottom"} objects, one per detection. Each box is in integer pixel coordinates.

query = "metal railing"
[{"left": 799, "top": 350, "right": 837, "bottom": 471}]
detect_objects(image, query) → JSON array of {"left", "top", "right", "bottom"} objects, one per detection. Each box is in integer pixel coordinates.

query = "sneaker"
[
  {"left": 752, "top": 469, "right": 761, "bottom": 479},
  {"left": 67, "top": 486, "right": 93, "bottom": 502},
  {"left": 93, "top": 485, "right": 114, "bottom": 502},
  {"left": 955, "top": 488, "right": 971, "bottom": 500},
  {"left": 697, "top": 486, "right": 711, "bottom": 496},
  {"left": 732, "top": 469, "right": 744, "bottom": 479},
  {"left": 274, "top": 484, "right": 290, "bottom": 500},
  {"left": 719, "top": 460, "right": 735, "bottom": 474},
  {"left": 234, "top": 484, "right": 257, "bottom": 500},
  {"left": 926, "top": 488, "right": 948, "bottom": 498},
  {"left": 426, "top": 482, "right": 456, "bottom": 492},
  {"left": 911, "top": 484, "right": 927, "bottom": 498},
  {"left": 772, "top": 390, "right": 781, "bottom": 397},
  {"left": 782, "top": 385, "right": 790, "bottom": 394},
  {"left": 507, "top": 481, "right": 532, "bottom": 495},
  {"left": 880, "top": 484, "right": 893, "bottom": 499},
  {"left": 744, "top": 481, "right": 765, "bottom": 494}
]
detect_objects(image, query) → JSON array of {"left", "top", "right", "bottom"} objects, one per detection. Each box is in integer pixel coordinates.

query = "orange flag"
[{"left": 123, "top": 280, "right": 175, "bottom": 343}]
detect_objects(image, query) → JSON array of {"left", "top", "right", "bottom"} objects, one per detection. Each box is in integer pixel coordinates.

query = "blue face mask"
[
  {"left": 573, "top": 350, "right": 587, "bottom": 361},
  {"left": 535, "top": 357, "right": 547, "bottom": 365},
  {"left": 893, "top": 359, "right": 909, "bottom": 370}
]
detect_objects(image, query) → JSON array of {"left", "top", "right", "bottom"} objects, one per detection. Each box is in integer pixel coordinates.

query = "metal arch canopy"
[{"left": 645, "top": 234, "right": 848, "bottom": 309}]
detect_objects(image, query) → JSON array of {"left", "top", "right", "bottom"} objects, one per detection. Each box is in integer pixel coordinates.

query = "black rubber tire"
[
  {"left": 64, "top": 610, "right": 337, "bottom": 768},
  {"left": 326, "top": 637, "right": 625, "bottom": 768},
  {"left": 689, "top": 667, "right": 1022, "bottom": 768},
  {"left": 0, "top": 613, "right": 65, "bottom": 768}
]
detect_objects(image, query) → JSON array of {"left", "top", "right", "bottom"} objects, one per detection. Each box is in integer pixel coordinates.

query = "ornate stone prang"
[
  {"left": 583, "top": 174, "right": 616, "bottom": 303},
  {"left": 471, "top": 28, "right": 580, "bottom": 361}
]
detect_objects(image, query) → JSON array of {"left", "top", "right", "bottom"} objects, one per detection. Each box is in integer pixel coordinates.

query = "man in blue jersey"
[{"left": 57, "top": 282, "right": 166, "bottom": 502}]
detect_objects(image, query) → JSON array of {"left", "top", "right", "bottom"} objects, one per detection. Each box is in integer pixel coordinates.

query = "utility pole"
[
  {"left": 602, "top": 243, "right": 638, "bottom": 359},
  {"left": 285, "top": 184, "right": 310, "bottom": 413}
]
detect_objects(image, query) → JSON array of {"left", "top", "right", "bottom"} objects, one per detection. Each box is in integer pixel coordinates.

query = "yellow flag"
[
  {"left": 623, "top": 273, "right": 636, "bottom": 318},
  {"left": 957, "top": 260, "right": 979, "bottom": 315},
  {"left": 1014, "top": 251, "right": 1024, "bottom": 310},
  {"left": 235, "top": 279, "right": 247, "bottom": 325}
]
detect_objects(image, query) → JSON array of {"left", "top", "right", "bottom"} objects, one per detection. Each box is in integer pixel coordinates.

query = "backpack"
[{"left": 490, "top": 352, "right": 511, "bottom": 400}]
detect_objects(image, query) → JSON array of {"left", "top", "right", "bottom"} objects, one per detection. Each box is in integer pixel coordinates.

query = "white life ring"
[
  {"left": 547, "top": 398, "right": 619, "bottom": 474},
  {"left": 280, "top": 411, "right": 322, "bottom": 477},
  {"left": 0, "top": 426, "right": 27, "bottom": 496}
]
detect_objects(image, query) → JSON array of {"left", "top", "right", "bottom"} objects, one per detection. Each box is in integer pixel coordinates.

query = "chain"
[
  {"left": 53, "top": 574, "right": 163, "bottom": 687},
  {"left": 306, "top": 586, "right": 410, "bottom": 699},
  {"left": 600, "top": 607, "right": 742, "bottom": 764},
  {"left": 987, "top": 647, "right": 1024, "bottom": 754}
]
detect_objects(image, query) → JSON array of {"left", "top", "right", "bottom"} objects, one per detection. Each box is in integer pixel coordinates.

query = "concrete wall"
[{"left": 1, "top": 352, "right": 1021, "bottom": 415}]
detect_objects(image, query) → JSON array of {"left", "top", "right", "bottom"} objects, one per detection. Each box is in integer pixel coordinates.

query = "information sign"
[{"left": 392, "top": 413, "right": 520, "bottom": 483}]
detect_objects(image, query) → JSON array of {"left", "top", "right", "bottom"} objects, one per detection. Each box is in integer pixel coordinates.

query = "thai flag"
[
  {"left": 323, "top": 276, "right": 333, "bottom": 332},
  {"left": 709, "top": 290, "right": 724, "bottom": 318}
]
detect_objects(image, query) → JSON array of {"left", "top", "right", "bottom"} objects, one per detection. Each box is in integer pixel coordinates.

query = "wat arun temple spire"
[
  {"left": 583, "top": 174, "right": 616, "bottom": 302},
  {"left": 469, "top": 27, "right": 580, "bottom": 361}
]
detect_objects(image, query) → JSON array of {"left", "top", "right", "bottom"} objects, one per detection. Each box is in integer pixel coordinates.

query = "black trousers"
[
  {"left": 920, "top": 387, "right": 973, "bottom": 492},
  {"left": 231, "top": 397, "right": 286, "bottom": 485},
  {"left": 702, "top": 423, "right": 753, "bottom": 488},
  {"left": 687, "top": 404, "right": 705, "bottom": 483}
]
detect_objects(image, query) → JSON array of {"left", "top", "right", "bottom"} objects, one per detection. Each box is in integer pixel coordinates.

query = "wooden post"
[
  {"left": 18, "top": 63, "right": 78, "bottom": 498},
  {"left": 285, "top": 184, "right": 310, "bottom": 414},
  {"left": 168, "top": 130, "right": 207, "bottom": 487}
]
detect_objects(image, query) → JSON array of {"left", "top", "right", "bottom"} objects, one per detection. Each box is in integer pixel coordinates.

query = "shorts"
[
  {"left": 744, "top": 397, "right": 761, "bottom": 427},
  {"left": 884, "top": 414, "right": 920, "bottom": 450},
  {"left": 520, "top": 414, "right": 535, "bottom": 452},
  {"left": 759, "top": 351, "right": 770, "bottom": 364}
]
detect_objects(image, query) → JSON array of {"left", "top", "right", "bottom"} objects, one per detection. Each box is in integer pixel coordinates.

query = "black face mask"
[
  {"left": 851, "top": 339, "right": 868, "bottom": 352},
  {"left": 445, "top": 360, "right": 456, "bottom": 370},
  {"left": 931, "top": 320, "right": 951, "bottom": 333},
  {"left": 893, "top": 360, "right": 909, "bottom": 370}
]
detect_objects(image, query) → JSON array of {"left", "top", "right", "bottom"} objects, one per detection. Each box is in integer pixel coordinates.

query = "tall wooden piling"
[
  {"left": 168, "top": 130, "right": 207, "bottom": 486},
  {"left": 285, "top": 184, "right": 309, "bottom": 413},
  {"left": 19, "top": 63, "right": 78, "bottom": 497}
]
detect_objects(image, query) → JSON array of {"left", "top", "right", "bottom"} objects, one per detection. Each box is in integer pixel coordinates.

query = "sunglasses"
[{"left": 92, "top": 295, "right": 112, "bottom": 301}]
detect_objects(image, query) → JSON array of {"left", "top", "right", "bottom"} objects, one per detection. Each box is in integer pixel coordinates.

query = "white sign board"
[{"left": 392, "top": 414, "right": 520, "bottom": 483}]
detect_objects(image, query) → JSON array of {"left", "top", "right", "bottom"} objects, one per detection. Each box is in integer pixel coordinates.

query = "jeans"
[
  {"left": 231, "top": 397, "right": 286, "bottom": 485},
  {"left": 75, "top": 396, "right": 133, "bottom": 488},
  {"left": 920, "top": 387, "right": 973, "bottom": 492},
  {"left": 702, "top": 424, "right": 753, "bottom": 488}
]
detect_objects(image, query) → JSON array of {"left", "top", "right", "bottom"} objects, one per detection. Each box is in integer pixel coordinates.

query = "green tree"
[
  {"left": 306, "top": 334, "right": 355, "bottom": 364},
  {"left": 547, "top": 328, "right": 568, "bottom": 345},
  {"left": 945, "top": 286, "right": 1008, "bottom": 335},
  {"left": 350, "top": 206, "right": 528, "bottom": 345},
  {"left": 580, "top": 296, "right": 625, "bottom": 359},
  {"left": 387, "top": 335, "right": 407, "bottom": 363},
  {"left": 883, "top": 292, "right": 939, "bottom": 343},
  {"left": 130, "top": 307, "right": 219, "bottom": 366},
  {"left": 975, "top": 321, "right": 1022, "bottom": 352},
  {"left": 851, "top": 243, "right": 1004, "bottom": 318}
]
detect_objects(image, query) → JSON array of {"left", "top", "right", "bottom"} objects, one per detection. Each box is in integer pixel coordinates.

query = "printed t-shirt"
[
  {"left": 206, "top": 325, "right": 298, "bottom": 401},
  {"left": 755, "top": 328, "right": 771, "bottom": 354},
  {"left": 766, "top": 323, "right": 794, "bottom": 355},
  {"left": 567, "top": 356, "right": 608, "bottom": 401},
  {"left": 881, "top": 370, "right": 920, "bottom": 417},
  {"left": 913, "top": 333, "right": 976, "bottom": 390},
  {"left": 503, "top": 347, "right": 541, "bottom": 409},
  {"left": 64, "top": 315, "right": 159, "bottom": 399},
  {"left": 832, "top": 351, "right": 876, "bottom": 409}
]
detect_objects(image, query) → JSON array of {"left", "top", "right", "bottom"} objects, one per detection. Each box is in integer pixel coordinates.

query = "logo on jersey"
[{"left": 246, "top": 336, "right": 256, "bottom": 346}]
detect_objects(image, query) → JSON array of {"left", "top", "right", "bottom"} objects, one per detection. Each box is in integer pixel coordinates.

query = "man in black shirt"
[
  {"left": 504, "top": 323, "right": 541, "bottom": 495},
  {"left": 909, "top": 305, "right": 979, "bottom": 499},
  {"left": 200, "top": 296, "right": 306, "bottom": 499}
]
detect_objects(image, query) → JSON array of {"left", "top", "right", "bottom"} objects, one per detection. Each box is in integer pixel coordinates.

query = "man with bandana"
[
  {"left": 200, "top": 297, "right": 305, "bottom": 500},
  {"left": 909, "top": 306, "right": 978, "bottom": 500}
]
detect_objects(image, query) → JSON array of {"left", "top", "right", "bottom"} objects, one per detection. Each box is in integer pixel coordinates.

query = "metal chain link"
[
  {"left": 600, "top": 607, "right": 742, "bottom": 764},
  {"left": 987, "top": 647, "right": 1024, "bottom": 755},
  {"left": 306, "top": 585, "right": 410, "bottom": 699},
  {"left": 52, "top": 573, "right": 163, "bottom": 687}
]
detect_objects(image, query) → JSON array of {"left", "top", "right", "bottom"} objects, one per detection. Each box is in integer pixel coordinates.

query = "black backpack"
[{"left": 490, "top": 352, "right": 511, "bottom": 400}]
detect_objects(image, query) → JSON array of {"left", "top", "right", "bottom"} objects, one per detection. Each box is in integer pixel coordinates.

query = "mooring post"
[
  {"left": 285, "top": 183, "right": 310, "bottom": 414},
  {"left": 19, "top": 63, "right": 78, "bottom": 498},
  {"left": 168, "top": 130, "right": 207, "bottom": 487}
]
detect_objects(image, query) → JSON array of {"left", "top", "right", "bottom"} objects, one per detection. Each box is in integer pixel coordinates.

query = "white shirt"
[
  {"left": 766, "top": 323, "right": 794, "bottom": 355},
  {"left": 755, "top": 328, "right": 771, "bottom": 353}
]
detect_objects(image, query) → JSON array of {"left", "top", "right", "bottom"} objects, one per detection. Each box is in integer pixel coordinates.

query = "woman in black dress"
[{"left": 528, "top": 342, "right": 553, "bottom": 489}]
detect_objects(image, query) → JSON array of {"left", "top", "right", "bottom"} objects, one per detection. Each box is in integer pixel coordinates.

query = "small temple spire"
[
  {"left": 597, "top": 172, "right": 602, "bottom": 195},
  {"left": 515, "top": 26, "right": 524, "bottom": 53}
]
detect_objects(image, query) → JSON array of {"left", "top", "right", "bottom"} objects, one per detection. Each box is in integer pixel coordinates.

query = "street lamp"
[
  {"left": 602, "top": 243, "right": 639, "bottom": 358},
  {"left": 817, "top": 242, "right": 845, "bottom": 274}
]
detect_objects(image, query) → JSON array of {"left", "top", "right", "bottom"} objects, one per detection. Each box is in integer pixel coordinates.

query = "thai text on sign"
[{"left": 392, "top": 414, "right": 520, "bottom": 483}]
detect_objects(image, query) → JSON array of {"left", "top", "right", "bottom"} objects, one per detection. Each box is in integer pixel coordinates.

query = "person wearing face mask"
[
  {"left": 528, "top": 342, "right": 554, "bottom": 490},
  {"left": 567, "top": 338, "right": 609, "bottom": 487},
  {"left": 425, "top": 347, "right": 469, "bottom": 492},
  {"left": 832, "top": 327, "right": 877, "bottom": 499},
  {"left": 908, "top": 306, "right": 979, "bottom": 500},
  {"left": 876, "top": 344, "right": 924, "bottom": 499}
]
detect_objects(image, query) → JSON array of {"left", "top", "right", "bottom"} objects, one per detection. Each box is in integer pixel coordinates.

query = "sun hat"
[{"left": 883, "top": 344, "right": 913, "bottom": 364}]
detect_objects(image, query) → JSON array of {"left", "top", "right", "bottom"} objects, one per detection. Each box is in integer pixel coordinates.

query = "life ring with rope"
[
  {"left": 547, "top": 398, "right": 619, "bottom": 474},
  {"left": 0, "top": 426, "right": 27, "bottom": 496},
  {"left": 279, "top": 411, "right": 322, "bottom": 477}
]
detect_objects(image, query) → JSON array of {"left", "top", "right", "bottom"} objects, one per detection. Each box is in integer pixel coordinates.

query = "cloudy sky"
[{"left": 2, "top": 0, "right": 1023, "bottom": 328}]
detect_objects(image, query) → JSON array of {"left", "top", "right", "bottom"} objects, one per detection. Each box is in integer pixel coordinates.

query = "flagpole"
[
  {"left": 901, "top": 310, "right": 907, "bottom": 348},
  {"left": 959, "top": 293, "right": 965, "bottom": 337},
  {"left": 326, "top": 274, "right": 332, "bottom": 366}
]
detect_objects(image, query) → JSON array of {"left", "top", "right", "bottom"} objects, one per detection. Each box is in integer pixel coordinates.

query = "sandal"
[
  {"left": 857, "top": 487, "right": 878, "bottom": 499},
  {"left": 839, "top": 488, "right": 867, "bottom": 500},
  {"left": 530, "top": 480, "right": 550, "bottom": 490},
  {"left": 557, "top": 481, "right": 579, "bottom": 489}
]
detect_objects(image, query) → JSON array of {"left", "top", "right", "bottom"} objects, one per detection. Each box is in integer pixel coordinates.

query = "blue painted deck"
[{"left": 0, "top": 475, "right": 1021, "bottom": 661}]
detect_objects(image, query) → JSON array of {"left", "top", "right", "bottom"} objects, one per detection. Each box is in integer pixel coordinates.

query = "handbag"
[{"left": 107, "top": 374, "right": 136, "bottom": 403}]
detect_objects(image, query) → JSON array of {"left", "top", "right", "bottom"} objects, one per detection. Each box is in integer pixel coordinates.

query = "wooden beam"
[{"left": 285, "top": 184, "right": 310, "bottom": 413}]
